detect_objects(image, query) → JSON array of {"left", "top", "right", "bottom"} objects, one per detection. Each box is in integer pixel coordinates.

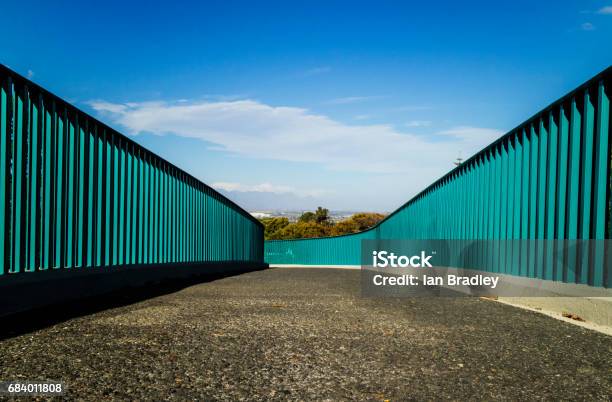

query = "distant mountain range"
[
  {"left": 217, "top": 189, "right": 321, "bottom": 212},
  {"left": 249, "top": 210, "right": 356, "bottom": 222}
]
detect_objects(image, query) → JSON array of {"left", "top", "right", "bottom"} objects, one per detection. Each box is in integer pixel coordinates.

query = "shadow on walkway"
[{"left": 0, "top": 270, "right": 245, "bottom": 341}]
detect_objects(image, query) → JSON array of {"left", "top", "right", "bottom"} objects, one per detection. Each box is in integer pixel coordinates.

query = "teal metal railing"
[
  {"left": 265, "top": 66, "right": 611, "bottom": 287},
  {"left": 0, "top": 64, "right": 264, "bottom": 276}
]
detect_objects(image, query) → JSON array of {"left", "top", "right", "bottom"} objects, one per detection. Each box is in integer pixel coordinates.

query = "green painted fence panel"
[
  {"left": 0, "top": 64, "right": 264, "bottom": 282},
  {"left": 593, "top": 81, "right": 610, "bottom": 286},
  {"left": 0, "top": 82, "right": 6, "bottom": 275},
  {"left": 265, "top": 67, "right": 612, "bottom": 288}
]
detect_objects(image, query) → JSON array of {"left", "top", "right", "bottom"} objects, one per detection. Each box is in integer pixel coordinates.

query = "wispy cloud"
[
  {"left": 597, "top": 6, "right": 612, "bottom": 14},
  {"left": 212, "top": 182, "right": 323, "bottom": 197},
  {"left": 27, "top": 70, "right": 34, "bottom": 79},
  {"left": 405, "top": 120, "right": 432, "bottom": 127},
  {"left": 392, "top": 105, "right": 433, "bottom": 112},
  {"left": 88, "top": 100, "right": 128, "bottom": 114},
  {"left": 354, "top": 114, "right": 372, "bottom": 120},
  {"left": 325, "top": 95, "right": 386, "bottom": 105},
  {"left": 89, "top": 98, "right": 502, "bottom": 174},
  {"left": 581, "top": 22, "right": 596, "bottom": 30},
  {"left": 302, "top": 66, "right": 332, "bottom": 76},
  {"left": 202, "top": 93, "right": 251, "bottom": 101},
  {"left": 437, "top": 126, "right": 502, "bottom": 142}
]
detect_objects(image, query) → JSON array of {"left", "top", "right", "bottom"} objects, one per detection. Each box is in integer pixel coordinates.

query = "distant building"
[{"left": 250, "top": 212, "right": 272, "bottom": 219}]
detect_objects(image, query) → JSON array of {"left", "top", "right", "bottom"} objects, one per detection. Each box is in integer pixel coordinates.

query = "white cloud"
[
  {"left": 27, "top": 70, "right": 34, "bottom": 79},
  {"left": 597, "top": 6, "right": 612, "bottom": 14},
  {"left": 581, "top": 22, "right": 595, "bottom": 30},
  {"left": 354, "top": 114, "right": 372, "bottom": 120},
  {"left": 88, "top": 98, "right": 503, "bottom": 175},
  {"left": 88, "top": 100, "right": 129, "bottom": 114},
  {"left": 405, "top": 120, "right": 432, "bottom": 127},
  {"left": 325, "top": 96, "right": 386, "bottom": 105},
  {"left": 212, "top": 182, "right": 322, "bottom": 197}
]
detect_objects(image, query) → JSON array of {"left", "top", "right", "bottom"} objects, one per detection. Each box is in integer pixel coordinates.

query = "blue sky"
[{"left": 1, "top": 0, "right": 611, "bottom": 211}]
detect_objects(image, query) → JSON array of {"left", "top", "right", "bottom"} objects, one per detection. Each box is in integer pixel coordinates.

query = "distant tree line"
[{"left": 260, "top": 207, "right": 386, "bottom": 240}]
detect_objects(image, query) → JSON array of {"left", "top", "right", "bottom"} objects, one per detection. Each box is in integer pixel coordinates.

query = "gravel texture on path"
[{"left": 0, "top": 267, "right": 611, "bottom": 400}]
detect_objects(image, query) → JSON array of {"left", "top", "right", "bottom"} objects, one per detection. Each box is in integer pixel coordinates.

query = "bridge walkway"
[{"left": 0, "top": 268, "right": 610, "bottom": 400}]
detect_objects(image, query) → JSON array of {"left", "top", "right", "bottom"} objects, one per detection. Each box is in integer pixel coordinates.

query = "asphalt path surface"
[{"left": 0, "top": 267, "right": 611, "bottom": 400}]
